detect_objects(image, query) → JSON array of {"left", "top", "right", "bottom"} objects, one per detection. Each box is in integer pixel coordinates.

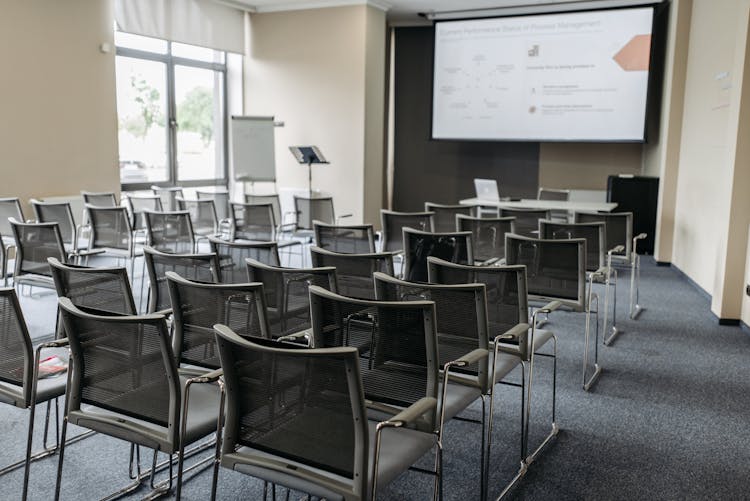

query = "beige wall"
[
  {"left": 244, "top": 5, "right": 386, "bottom": 224},
  {"left": 642, "top": 0, "right": 691, "bottom": 263},
  {"left": 0, "top": 0, "right": 119, "bottom": 211},
  {"left": 538, "top": 143, "right": 642, "bottom": 190},
  {"left": 671, "top": 0, "right": 748, "bottom": 297}
]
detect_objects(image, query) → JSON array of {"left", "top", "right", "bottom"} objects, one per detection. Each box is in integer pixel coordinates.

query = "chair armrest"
[
  {"left": 154, "top": 307, "right": 173, "bottom": 317},
  {"left": 335, "top": 214, "right": 353, "bottom": 224},
  {"left": 537, "top": 300, "right": 561, "bottom": 315},
  {"left": 185, "top": 368, "right": 223, "bottom": 384},
  {"left": 492, "top": 322, "right": 529, "bottom": 345},
  {"left": 444, "top": 348, "right": 488, "bottom": 370},
  {"left": 477, "top": 257, "right": 500, "bottom": 266},
  {"left": 276, "top": 331, "right": 313, "bottom": 347},
  {"left": 607, "top": 245, "right": 625, "bottom": 255},
  {"left": 632, "top": 233, "right": 647, "bottom": 256},
  {"left": 36, "top": 338, "right": 70, "bottom": 350},
  {"left": 377, "top": 396, "right": 438, "bottom": 429}
]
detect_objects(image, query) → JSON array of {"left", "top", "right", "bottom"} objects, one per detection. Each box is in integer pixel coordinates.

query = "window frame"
[{"left": 115, "top": 40, "right": 229, "bottom": 190}]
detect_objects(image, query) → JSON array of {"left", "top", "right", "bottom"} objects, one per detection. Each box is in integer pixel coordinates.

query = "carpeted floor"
[{"left": 2, "top": 256, "right": 750, "bottom": 500}]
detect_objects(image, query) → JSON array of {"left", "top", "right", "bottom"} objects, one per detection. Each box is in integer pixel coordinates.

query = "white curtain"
[{"left": 114, "top": 0, "right": 245, "bottom": 54}]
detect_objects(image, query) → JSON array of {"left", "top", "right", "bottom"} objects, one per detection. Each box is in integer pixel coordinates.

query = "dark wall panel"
[{"left": 393, "top": 26, "right": 540, "bottom": 212}]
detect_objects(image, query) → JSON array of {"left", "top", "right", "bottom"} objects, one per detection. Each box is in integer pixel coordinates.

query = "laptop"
[{"left": 474, "top": 178, "right": 501, "bottom": 201}]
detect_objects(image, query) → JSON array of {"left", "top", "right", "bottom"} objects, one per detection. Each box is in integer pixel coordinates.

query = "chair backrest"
[
  {"left": 380, "top": 210, "right": 435, "bottom": 253},
  {"left": 538, "top": 188, "right": 570, "bottom": 201},
  {"left": 499, "top": 208, "right": 551, "bottom": 237},
  {"left": 294, "top": 196, "right": 335, "bottom": 230},
  {"left": 31, "top": 199, "right": 77, "bottom": 247},
  {"left": 196, "top": 190, "right": 230, "bottom": 221},
  {"left": 402, "top": 228, "right": 473, "bottom": 283},
  {"left": 81, "top": 191, "right": 117, "bottom": 207},
  {"left": 214, "top": 326, "right": 368, "bottom": 496},
  {"left": 144, "top": 210, "right": 195, "bottom": 254},
  {"left": 86, "top": 205, "right": 133, "bottom": 252},
  {"left": 208, "top": 236, "right": 280, "bottom": 283},
  {"left": 246, "top": 259, "right": 337, "bottom": 339},
  {"left": 151, "top": 186, "right": 184, "bottom": 211},
  {"left": 574, "top": 211, "right": 633, "bottom": 260},
  {"left": 427, "top": 257, "right": 531, "bottom": 360},
  {"left": 167, "top": 272, "right": 269, "bottom": 370},
  {"left": 245, "top": 194, "right": 282, "bottom": 227},
  {"left": 505, "top": 233, "right": 585, "bottom": 311},
  {"left": 309, "top": 285, "right": 439, "bottom": 431},
  {"left": 0, "top": 198, "right": 25, "bottom": 238},
  {"left": 313, "top": 221, "right": 375, "bottom": 254},
  {"left": 58, "top": 298, "right": 180, "bottom": 438},
  {"left": 125, "top": 195, "right": 163, "bottom": 230},
  {"left": 10, "top": 218, "right": 66, "bottom": 279},
  {"left": 48, "top": 257, "right": 138, "bottom": 315},
  {"left": 539, "top": 220, "right": 605, "bottom": 272},
  {"left": 456, "top": 215, "right": 515, "bottom": 263},
  {"left": 424, "top": 203, "right": 476, "bottom": 233},
  {"left": 230, "top": 202, "right": 276, "bottom": 241},
  {"left": 0, "top": 288, "right": 35, "bottom": 406},
  {"left": 143, "top": 246, "right": 220, "bottom": 313},
  {"left": 310, "top": 246, "right": 394, "bottom": 300},
  {"left": 373, "top": 272, "right": 488, "bottom": 391},
  {"left": 177, "top": 197, "right": 218, "bottom": 237}
]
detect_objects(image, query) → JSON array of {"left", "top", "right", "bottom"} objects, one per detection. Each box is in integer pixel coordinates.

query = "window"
[{"left": 115, "top": 30, "right": 227, "bottom": 188}]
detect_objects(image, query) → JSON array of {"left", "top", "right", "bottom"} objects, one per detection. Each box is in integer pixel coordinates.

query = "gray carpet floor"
[{"left": 2, "top": 256, "right": 750, "bottom": 500}]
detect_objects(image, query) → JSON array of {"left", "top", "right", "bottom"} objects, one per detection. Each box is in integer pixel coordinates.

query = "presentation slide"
[{"left": 432, "top": 7, "right": 654, "bottom": 142}]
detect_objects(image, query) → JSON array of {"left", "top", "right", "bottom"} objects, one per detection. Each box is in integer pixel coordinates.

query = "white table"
[{"left": 459, "top": 197, "right": 618, "bottom": 213}]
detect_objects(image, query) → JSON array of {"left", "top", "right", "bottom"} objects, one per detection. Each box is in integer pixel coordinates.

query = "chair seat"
[
  {"left": 225, "top": 418, "right": 436, "bottom": 500},
  {"left": 0, "top": 347, "right": 69, "bottom": 408},
  {"left": 66, "top": 374, "right": 220, "bottom": 454},
  {"left": 439, "top": 380, "right": 483, "bottom": 422}
]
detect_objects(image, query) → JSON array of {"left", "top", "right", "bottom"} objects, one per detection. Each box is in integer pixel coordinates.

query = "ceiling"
[{"left": 223, "top": 0, "right": 604, "bottom": 22}]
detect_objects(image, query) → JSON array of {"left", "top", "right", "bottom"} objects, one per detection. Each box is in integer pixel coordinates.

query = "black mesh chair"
[
  {"left": 456, "top": 214, "right": 515, "bottom": 265},
  {"left": 310, "top": 246, "right": 394, "bottom": 300},
  {"left": 308, "top": 286, "right": 443, "bottom": 498},
  {"left": 574, "top": 211, "right": 647, "bottom": 320},
  {"left": 540, "top": 220, "right": 620, "bottom": 345},
  {"left": 499, "top": 208, "right": 551, "bottom": 237},
  {"left": 229, "top": 202, "right": 302, "bottom": 266},
  {"left": 505, "top": 233, "right": 601, "bottom": 391},
  {"left": 0, "top": 198, "right": 25, "bottom": 285},
  {"left": 81, "top": 191, "right": 117, "bottom": 207},
  {"left": 294, "top": 195, "right": 337, "bottom": 230},
  {"left": 246, "top": 259, "right": 337, "bottom": 342},
  {"left": 85, "top": 205, "right": 142, "bottom": 275},
  {"left": 0, "top": 287, "right": 74, "bottom": 500},
  {"left": 379, "top": 210, "right": 434, "bottom": 253},
  {"left": 196, "top": 189, "right": 230, "bottom": 223},
  {"left": 211, "top": 326, "right": 441, "bottom": 501},
  {"left": 177, "top": 198, "right": 220, "bottom": 241},
  {"left": 151, "top": 186, "right": 184, "bottom": 212},
  {"left": 372, "top": 272, "right": 491, "bottom": 497},
  {"left": 313, "top": 220, "right": 376, "bottom": 254},
  {"left": 426, "top": 256, "right": 559, "bottom": 488},
  {"left": 55, "top": 298, "right": 222, "bottom": 500},
  {"left": 31, "top": 199, "right": 81, "bottom": 255},
  {"left": 10, "top": 218, "right": 67, "bottom": 293},
  {"left": 124, "top": 194, "right": 163, "bottom": 231},
  {"left": 538, "top": 188, "right": 571, "bottom": 221},
  {"left": 424, "top": 203, "right": 477, "bottom": 233},
  {"left": 402, "top": 228, "right": 473, "bottom": 283},
  {"left": 244, "top": 193, "right": 293, "bottom": 235},
  {"left": 144, "top": 210, "right": 196, "bottom": 254},
  {"left": 167, "top": 272, "right": 269, "bottom": 372},
  {"left": 143, "top": 246, "right": 220, "bottom": 313},
  {"left": 208, "top": 236, "right": 280, "bottom": 283},
  {"left": 48, "top": 257, "right": 138, "bottom": 315}
]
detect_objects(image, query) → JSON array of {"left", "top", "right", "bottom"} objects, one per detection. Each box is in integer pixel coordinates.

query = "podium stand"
[{"left": 289, "top": 146, "right": 328, "bottom": 197}]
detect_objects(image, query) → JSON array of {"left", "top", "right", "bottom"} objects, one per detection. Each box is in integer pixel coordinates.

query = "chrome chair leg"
[{"left": 583, "top": 292, "right": 602, "bottom": 391}]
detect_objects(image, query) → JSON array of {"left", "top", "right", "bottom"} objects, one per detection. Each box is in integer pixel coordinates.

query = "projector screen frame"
[{"left": 429, "top": 3, "right": 662, "bottom": 144}]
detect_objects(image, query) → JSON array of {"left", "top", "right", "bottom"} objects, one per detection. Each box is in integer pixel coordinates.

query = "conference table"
[{"left": 459, "top": 197, "right": 618, "bottom": 213}]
